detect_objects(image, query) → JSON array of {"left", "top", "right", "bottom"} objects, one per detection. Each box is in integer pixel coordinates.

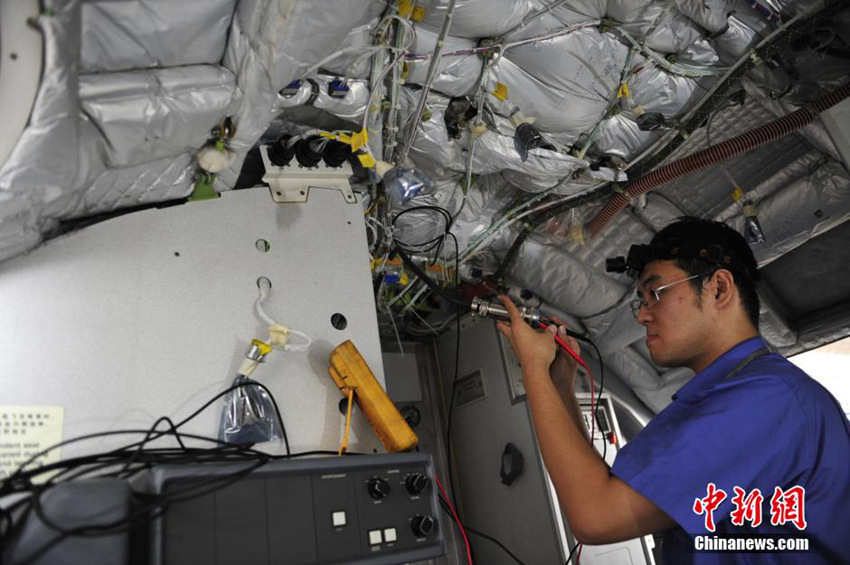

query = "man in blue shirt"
[{"left": 497, "top": 217, "right": 850, "bottom": 564}]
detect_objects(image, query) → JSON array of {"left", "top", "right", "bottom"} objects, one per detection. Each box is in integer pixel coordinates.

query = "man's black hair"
[{"left": 649, "top": 217, "right": 761, "bottom": 329}]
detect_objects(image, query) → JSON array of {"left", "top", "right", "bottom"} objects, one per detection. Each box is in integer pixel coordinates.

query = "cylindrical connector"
[{"left": 470, "top": 297, "right": 541, "bottom": 326}]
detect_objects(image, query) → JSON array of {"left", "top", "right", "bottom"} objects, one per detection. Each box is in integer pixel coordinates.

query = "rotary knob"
[
  {"left": 367, "top": 477, "right": 391, "bottom": 499},
  {"left": 411, "top": 514, "right": 435, "bottom": 537},
  {"left": 405, "top": 473, "right": 429, "bottom": 495}
]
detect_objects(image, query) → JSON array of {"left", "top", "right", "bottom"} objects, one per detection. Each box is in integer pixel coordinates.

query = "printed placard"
[{"left": 0, "top": 406, "right": 63, "bottom": 483}]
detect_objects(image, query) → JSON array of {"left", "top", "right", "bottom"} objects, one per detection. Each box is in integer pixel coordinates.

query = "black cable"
[
  {"left": 583, "top": 338, "right": 608, "bottom": 464},
  {"left": 438, "top": 498, "right": 529, "bottom": 565},
  {"left": 118, "top": 416, "right": 185, "bottom": 478},
  {"left": 392, "top": 205, "right": 453, "bottom": 257},
  {"left": 395, "top": 245, "right": 467, "bottom": 308},
  {"left": 565, "top": 541, "right": 581, "bottom": 564},
  {"left": 3, "top": 382, "right": 289, "bottom": 490},
  {"left": 0, "top": 374, "right": 365, "bottom": 560},
  {"left": 17, "top": 459, "right": 271, "bottom": 565},
  {"left": 444, "top": 232, "right": 462, "bottom": 512}
]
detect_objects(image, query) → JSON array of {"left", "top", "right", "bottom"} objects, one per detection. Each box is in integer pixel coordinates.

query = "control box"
[{"left": 148, "top": 453, "right": 444, "bottom": 565}]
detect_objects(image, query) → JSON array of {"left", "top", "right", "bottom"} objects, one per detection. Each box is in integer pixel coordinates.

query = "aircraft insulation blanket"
[{"left": 328, "top": 341, "right": 419, "bottom": 453}]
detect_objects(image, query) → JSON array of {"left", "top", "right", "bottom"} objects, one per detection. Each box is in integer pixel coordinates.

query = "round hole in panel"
[{"left": 331, "top": 313, "right": 348, "bottom": 330}]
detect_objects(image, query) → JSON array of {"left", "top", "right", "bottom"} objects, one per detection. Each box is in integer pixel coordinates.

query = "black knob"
[
  {"left": 367, "top": 477, "right": 391, "bottom": 499},
  {"left": 411, "top": 514, "right": 435, "bottom": 537},
  {"left": 406, "top": 473, "right": 429, "bottom": 495}
]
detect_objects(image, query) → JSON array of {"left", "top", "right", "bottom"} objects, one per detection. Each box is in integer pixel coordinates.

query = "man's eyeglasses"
[{"left": 630, "top": 274, "right": 702, "bottom": 318}]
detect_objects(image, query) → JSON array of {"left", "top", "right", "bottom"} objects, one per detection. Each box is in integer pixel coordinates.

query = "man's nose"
[{"left": 636, "top": 304, "right": 652, "bottom": 325}]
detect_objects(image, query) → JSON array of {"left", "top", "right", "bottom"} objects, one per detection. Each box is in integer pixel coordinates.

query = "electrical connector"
[
  {"left": 328, "top": 79, "right": 350, "bottom": 98},
  {"left": 281, "top": 80, "right": 302, "bottom": 97}
]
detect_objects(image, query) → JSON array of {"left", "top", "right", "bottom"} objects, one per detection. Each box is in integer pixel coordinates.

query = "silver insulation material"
[
  {"left": 416, "top": 0, "right": 535, "bottom": 39},
  {"left": 217, "top": 0, "right": 386, "bottom": 188},
  {"left": 490, "top": 29, "right": 630, "bottom": 141},
  {"left": 320, "top": 23, "right": 377, "bottom": 79},
  {"left": 391, "top": 176, "right": 465, "bottom": 249},
  {"left": 80, "top": 0, "right": 236, "bottom": 72},
  {"left": 724, "top": 160, "right": 850, "bottom": 266},
  {"left": 1, "top": 0, "right": 846, "bottom": 416},
  {"left": 406, "top": 28, "right": 482, "bottom": 97},
  {"left": 606, "top": 346, "right": 679, "bottom": 414},
  {"left": 398, "top": 90, "right": 589, "bottom": 192},
  {"left": 78, "top": 67, "right": 241, "bottom": 168},
  {"left": 507, "top": 238, "right": 631, "bottom": 319},
  {"left": 0, "top": 2, "right": 80, "bottom": 262},
  {"left": 450, "top": 174, "right": 518, "bottom": 265}
]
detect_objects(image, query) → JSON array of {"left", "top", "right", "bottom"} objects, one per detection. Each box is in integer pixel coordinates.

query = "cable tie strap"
[{"left": 305, "top": 79, "right": 321, "bottom": 106}]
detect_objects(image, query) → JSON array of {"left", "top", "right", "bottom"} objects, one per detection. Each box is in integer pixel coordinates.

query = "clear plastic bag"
[{"left": 219, "top": 374, "right": 282, "bottom": 444}]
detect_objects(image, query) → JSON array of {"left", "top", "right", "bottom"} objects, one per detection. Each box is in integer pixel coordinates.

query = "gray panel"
[
  {"left": 214, "top": 479, "right": 270, "bottom": 565},
  {"left": 151, "top": 453, "right": 445, "bottom": 565},
  {"left": 266, "top": 475, "right": 318, "bottom": 565},
  {"left": 313, "top": 472, "right": 363, "bottom": 563},
  {"left": 162, "top": 489, "right": 217, "bottom": 565},
  {"left": 382, "top": 352, "right": 424, "bottom": 403},
  {"left": 0, "top": 187, "right": 385, "bottom": 460},
  {"left": 436, "top": 316, "right": 564, "bottom": 565}
]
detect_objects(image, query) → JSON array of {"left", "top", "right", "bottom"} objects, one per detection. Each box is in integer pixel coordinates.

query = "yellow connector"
[{"left": 328, "top": 341, "right": 418, "bottom": 453}]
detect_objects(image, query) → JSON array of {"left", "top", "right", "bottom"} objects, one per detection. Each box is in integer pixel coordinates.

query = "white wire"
[
  {"left": 255, "top": 290, "right": 278, "bottom": 327},
  {"left": 284, "top": 329, "right": 312, "bottom": 352},
  {"left": 463, "top": 182, "right": 607, "bottom": 260},
  {"left": 360, "top": 17, "right": 417, "bottom": 160},
  {"left": 302, "top": 14, "right": 415, "bottom": 80},
  {"left": 255, "top": 285, "right": 312, "bottom": 352}
]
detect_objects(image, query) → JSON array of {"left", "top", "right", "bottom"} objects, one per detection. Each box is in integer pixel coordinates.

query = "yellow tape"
[
  {"left": 319, "top": 131, "right": 337, "bottom": 140},
  {"left": 350, "top": 129, "right": 368, "bottom": 152},
  {"left": 251, "top": 339, "right": 273, "bottom": 356},
  {"left": 732, "top": 187, "right": 744, "bottom": 202},
  {"left": 333, "top": 130, "right": 368, "bottom": 152},
  {"left": 358, "top": 153, "right": 377, "bottom": 168},
  {"left": 411, "top": 5, "right": 427, "bottom": 22},
  {"left": 399, "top": 0, "right": 414, "bottom": 17},
  {"left": 492, "top": 82, "right": 509, "bottom": 101}
]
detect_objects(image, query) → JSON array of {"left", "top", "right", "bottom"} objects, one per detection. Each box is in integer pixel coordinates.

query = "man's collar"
[{"left": 672, "top": 336, "right": 768, "bottom": 402}]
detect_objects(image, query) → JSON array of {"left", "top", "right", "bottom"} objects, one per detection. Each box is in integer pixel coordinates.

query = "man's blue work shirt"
[{"left": 610, "top": 336, "right": 850, "bottom": 564}]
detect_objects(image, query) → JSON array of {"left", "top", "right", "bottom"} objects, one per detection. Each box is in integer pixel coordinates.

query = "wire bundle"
[{"left": 0, "top": 383, "right": 355, "bottom": 564}]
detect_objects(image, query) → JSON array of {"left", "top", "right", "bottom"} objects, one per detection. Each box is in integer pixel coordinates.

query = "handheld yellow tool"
[{"left": 328, "top": 340, "right": 418, "bottom": 453}]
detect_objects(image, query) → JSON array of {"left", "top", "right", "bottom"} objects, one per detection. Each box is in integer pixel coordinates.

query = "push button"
[
  {"left": 368, "top": 530, "right": 383, "bottom": 545},
  {"left": 331, "top": 511, "right": 346, "bottom": 527},
  {"left": 384, "top": 528, "right": 397, "bottom": 543}
]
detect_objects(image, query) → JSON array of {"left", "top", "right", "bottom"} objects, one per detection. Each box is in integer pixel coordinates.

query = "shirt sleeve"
[{"left": 610, "top": 372, "right": 810, "bottom": 535}]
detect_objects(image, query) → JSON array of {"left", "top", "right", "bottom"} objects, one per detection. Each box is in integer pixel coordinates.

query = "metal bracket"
[{"left": 259, "top": 144, "right": 357, "bottom": 204}]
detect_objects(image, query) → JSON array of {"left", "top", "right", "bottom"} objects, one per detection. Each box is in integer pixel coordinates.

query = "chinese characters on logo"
[{"left": 694, "top": 484, "right": 807, "bottom": 532}]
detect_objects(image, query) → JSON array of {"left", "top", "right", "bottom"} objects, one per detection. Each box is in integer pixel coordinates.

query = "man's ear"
[{"left": 713, "top": 269, "right": 736, "bottom": 306}]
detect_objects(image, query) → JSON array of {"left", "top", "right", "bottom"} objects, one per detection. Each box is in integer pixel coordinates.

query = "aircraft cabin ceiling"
[{"left": 1, "top": 0, "right": 849, "bottom": 415}]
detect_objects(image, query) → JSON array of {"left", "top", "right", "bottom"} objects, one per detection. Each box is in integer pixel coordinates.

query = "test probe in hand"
[{"left": 470, "top": 297, "right": 587, "bottom": 369}]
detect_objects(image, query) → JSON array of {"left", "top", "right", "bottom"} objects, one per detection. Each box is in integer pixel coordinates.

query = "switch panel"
[{"left": 148, "top": 453, "right": 444, "bottom": 565}]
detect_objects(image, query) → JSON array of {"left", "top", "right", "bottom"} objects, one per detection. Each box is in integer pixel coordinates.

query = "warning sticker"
[{"left": 0, "top": 406, "right": 63, "bottom": 483}]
